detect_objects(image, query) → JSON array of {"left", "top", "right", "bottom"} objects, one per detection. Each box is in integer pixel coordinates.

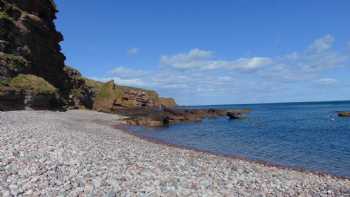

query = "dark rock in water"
[
  {"left": 227, "top": 111, "right": 247, "bottom": 119},
  {"left": 338, "top": 112, "right": 350, "bottom": 117},
  {"left": 122, "top": 107, "right": 251, "bottom": 127}
]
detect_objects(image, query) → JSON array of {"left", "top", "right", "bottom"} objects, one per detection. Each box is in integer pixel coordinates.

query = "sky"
[{"left": 55, "top": 0, "right": 350, "bottom": 105}]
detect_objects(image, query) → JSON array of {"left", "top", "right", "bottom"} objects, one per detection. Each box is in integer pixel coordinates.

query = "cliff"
[
  {"left": 0, "top": 0, "right": 176, "bottom": 111},
  {"left": 160, "top": 97, "right": 177, "bottom": 108}
]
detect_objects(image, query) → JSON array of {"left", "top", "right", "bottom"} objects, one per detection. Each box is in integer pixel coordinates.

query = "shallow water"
[{"left": 128, "top": 101, "right": 350, "bottom": 177}]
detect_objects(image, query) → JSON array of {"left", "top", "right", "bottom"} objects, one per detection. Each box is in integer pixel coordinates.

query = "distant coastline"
[{"left": 179, "top": 100, "right": 350, "bottom": 108}]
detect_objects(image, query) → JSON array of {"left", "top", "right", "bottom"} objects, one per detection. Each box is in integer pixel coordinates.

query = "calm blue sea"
[{"left": 128, "top": 101, "right": 350, "bottom": 177}]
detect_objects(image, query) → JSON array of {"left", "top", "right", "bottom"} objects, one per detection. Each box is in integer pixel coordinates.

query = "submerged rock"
[
  {"left": 227, "top": 111, "right": 247, "bottom": 119},
  {"left": 338, "top": 112, "right": 350, "bottom": 117}
]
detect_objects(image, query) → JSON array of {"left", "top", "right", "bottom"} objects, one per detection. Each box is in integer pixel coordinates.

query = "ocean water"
[{"left": 128, "top": 101, "right": 350, "bottom": 177}]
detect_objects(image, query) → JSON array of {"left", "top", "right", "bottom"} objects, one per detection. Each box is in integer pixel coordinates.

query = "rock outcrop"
[
  {"left": 0, "top": 0, "right": 176, "bottom": 112},
  {"left": 160, "top": 97, "right": 177, "bottom": 108},
  {"left": 0, "top": 0, "right": 66, "bottom": 89},
  {"left": 123, "top": 108, "right": 251, "bottom": 127},
  {"left": 63, "top": 66, "right": 94, "bottom": 109},
  {"left": 0, "top": 0, "right": 71, "bottom": 110},
  {"left": 1, "top": 0, "right": 238, "bottom": 127},
  {"left": 0, "top": 74, "right": 60, "bottom": 110},
  {"left": 89, "top": 80, "right": 164, "bottom": 113}
]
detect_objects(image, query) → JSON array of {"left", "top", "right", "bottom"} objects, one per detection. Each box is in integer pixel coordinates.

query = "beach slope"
[{"left": 0, "top": 110, "right": 349, "bottom": 196}]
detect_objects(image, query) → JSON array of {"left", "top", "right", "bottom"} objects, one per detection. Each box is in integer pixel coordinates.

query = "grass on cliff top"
[
  {"left": 9, "top": 74, "right": 57, "bottom": 94},
  {"left": 84, "top": 78, "right": 104, "bottom": 90},
  {"left": 93, "top": 81, "right": 124, "bottom": 111},
  {"left": 97, "top": 81, "right": 123, "bottom": 99}
]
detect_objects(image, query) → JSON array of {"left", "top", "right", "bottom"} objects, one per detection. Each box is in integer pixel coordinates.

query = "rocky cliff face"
[
  {"left": 0, "top": 0, "right": 69, "bottom": 110},
  {"left": 0, "top": 0, "right": 176, "bottom": 111},
  {"left": 87, "top": 79, "right": 166, "bottom": 113},
  {"left": 0, "top": 0, "right": 66, "bottom": 88},
  {"left": 160, "top": 97, "right": 177, "bottom": 108}
]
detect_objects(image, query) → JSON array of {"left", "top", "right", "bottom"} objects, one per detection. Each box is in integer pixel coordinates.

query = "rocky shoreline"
[
  {"left": 116, "top": 124, "right": 350, "bottom": 181},
  {"left": 1, "top": 110, "right": 349, "bottom": 196},
  {"left": 121, "top": 107, "right": 251, "bottom": 127}
]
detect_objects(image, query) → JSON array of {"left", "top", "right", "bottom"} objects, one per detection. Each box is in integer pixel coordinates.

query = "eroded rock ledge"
[{"left": 121, "top": 107, "right": 251, "bottom": 127}]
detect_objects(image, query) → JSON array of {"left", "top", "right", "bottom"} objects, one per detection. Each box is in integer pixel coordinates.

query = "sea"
[{"left": 128, "top": 101, "right": 350, "bottom": 178}]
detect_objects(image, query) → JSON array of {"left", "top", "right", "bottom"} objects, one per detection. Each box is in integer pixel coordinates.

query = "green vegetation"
[
  {"left": 93, "top": 81, "right": 123, "bottom": 111},
  {"left": 0, "top": 53, "right": 29, "bottom": 71},
  {"left": 0, "top": 11, "right": 14, "bottom": 36},
  {"left": 0, "top": 79, "right": 9, "bottom": 95},
  {"left": 146, "top": 90, "right": 160, "bottom": 101},
  {"left": 97, "top": 81, "right": 123, "bottom": 99},
  {"left": 0, "top": 11, "right": 11, "bottom": 20},
  {"left": 84, "top": 78, "right": 103, "bottom": 91},
  {"left": 9, "top": 74, "right": 57, "bottom": 94},
  {"left": 0, "top": 79, "right": 9, "bottom": 86}
]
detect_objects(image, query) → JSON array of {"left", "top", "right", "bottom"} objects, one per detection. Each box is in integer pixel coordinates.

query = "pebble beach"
[{"left": 0, "top": 110, "right": 349, "bottom": 196}]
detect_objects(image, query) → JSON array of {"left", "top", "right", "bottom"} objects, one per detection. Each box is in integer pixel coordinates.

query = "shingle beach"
[{"left": 0, "top": 110, "right": 349, "bottom": 196}]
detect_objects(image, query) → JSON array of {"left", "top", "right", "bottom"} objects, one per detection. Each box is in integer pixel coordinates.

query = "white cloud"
[
  {"left": 96, "top": 35, "right": 349, "bottom": 105},
  {"left": 110, "top": 66, "right": 147, "bottom": 78},
  {"left": 127, "top": 48, "right": 140, "bottom": 55},
  {"left": 161, "top": 49, "right": 271, "bottom": 71},
  {"left": 307, "top": 34, "right": 334, "bottom": 53},
  {"left": 262, "top": 35, "right": 348, "bottom": 82},
  {"left": 91, "top": 76, "right": 147, "bottom": 87},
  {"left": 160, "top": 49, "right": 213, "bottom": 69},
  {"left": 316, "top": 78, "right": 338, "bottom": 85}
]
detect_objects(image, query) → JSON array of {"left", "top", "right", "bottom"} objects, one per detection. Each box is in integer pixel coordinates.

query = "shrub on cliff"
[
  {"left": 9, "top": 74, "right": 57, "bottom": 94},
  {"left": 0, "top": 53, "right": 29, "bottom": 79}
]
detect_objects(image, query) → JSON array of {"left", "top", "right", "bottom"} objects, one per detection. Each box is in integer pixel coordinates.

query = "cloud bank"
[{"left": 95, "top": 35, "right": 350, "bottom": 105}]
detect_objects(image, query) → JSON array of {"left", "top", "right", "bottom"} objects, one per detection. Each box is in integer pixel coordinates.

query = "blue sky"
[{"left": 55, "top": 0, "right": 350, "bottom": 105}]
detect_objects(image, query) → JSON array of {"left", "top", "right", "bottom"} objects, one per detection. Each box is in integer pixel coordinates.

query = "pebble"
[{"left": 0, "top": 110, "right": 349, "bottom": 196}]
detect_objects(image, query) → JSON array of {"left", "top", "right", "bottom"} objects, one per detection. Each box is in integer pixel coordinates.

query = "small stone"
[
  {"left": 106, "top": 191, "right": 116, "bottom": 197},
  {"left": 9, "top": 184, "right": 18, "bottom": 196}
]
